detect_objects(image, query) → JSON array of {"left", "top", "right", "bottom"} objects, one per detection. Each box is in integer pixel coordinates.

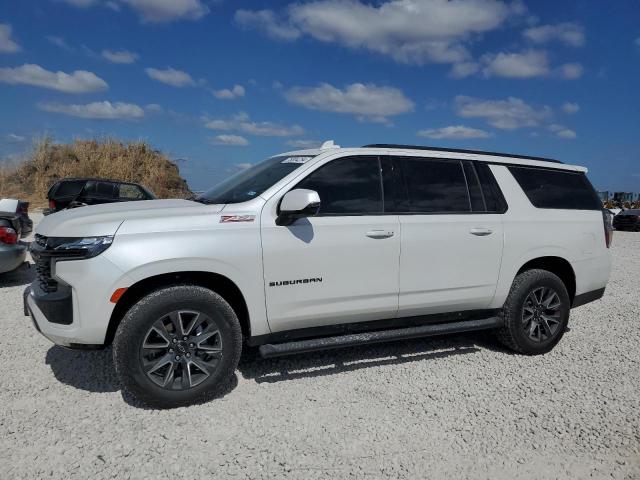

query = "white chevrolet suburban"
[{"left": 25, "top": 142, "right": 612, "bottom": 408}]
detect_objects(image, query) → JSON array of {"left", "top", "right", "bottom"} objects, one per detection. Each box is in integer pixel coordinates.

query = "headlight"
[{"left": 51, "top": 236, "right": 114, "bottom": 259}]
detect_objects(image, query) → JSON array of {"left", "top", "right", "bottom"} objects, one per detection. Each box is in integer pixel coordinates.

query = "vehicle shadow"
[
  {"left": 0, "top": 261, "right": 35, "bottom": 288},
  {"left": 238, "top": 331, "right": 505, "bottom": 384},
  {"left": 44, "top": 345, "right": 239, "bottom": 409},
  {"left": 44, "top": 331, "right": 507, "bottom": 407}
]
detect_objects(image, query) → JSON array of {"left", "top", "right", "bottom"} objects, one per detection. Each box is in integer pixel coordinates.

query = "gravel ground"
[{"left": 1, "top": 213, "right": 638, "bottom": 479}]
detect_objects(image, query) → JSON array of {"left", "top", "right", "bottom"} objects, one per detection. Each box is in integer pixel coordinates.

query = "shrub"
[{"left": 0, "top": 137, "right": 192, "bottom": 205}]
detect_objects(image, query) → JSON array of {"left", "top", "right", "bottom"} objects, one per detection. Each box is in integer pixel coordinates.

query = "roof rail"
[{"left": 361, "top": 144, "right": 563, "bottom": 164}]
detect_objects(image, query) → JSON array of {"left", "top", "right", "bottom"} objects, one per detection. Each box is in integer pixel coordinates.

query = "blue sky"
[{"left": 0, "top": 0, "right": 639, "bottom": 192}]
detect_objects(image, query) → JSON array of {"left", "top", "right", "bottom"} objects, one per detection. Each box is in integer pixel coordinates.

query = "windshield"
[{"left": 195, "top": 155, "right": 316, "bottom": 204}]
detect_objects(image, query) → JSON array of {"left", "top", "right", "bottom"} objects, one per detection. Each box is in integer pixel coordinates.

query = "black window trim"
[
  {"left": 388, "top": 155, "right": 508, "bottom": 216},
  {"left": 284, "top": 155, "right": 510, "bottom": 218}
]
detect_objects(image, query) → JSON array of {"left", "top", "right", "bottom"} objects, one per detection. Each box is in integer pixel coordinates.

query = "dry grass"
[{"left": 0, "top": 137, "right": 192, "bottom": 206}]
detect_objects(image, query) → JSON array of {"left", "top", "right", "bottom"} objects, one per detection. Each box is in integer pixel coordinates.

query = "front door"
[{"left": 261, "top": 156, "right": 401, "bottom": 332}]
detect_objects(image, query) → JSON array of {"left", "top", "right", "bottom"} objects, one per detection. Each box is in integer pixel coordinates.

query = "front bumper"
[
  {"left": 0, "top": 243, "right": 27, "bottom": 274},
  {"left": 24, "top": 286, "right": 103, "bottom": 349},
  {"left": 23, "top": 252, "right": 126, "bottom": 348}
]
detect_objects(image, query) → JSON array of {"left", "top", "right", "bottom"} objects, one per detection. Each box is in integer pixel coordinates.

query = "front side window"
[
  {"left": 295, "top": 156, "right": 383, "bottom": 215},
  {"left": 396, "top": 158, "right": 470, "bottom": 213},
  {"left": 196, "top": 155, "right": 316, "bottom": 205},
  {"left": 509, "top": 166, "right": 601, "bottom": 210}
]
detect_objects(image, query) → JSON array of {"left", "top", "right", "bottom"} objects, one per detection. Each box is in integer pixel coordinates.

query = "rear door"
[
  {"left": 392, "top": 157, "right": 505, "bottom": 316},
  {"left": 261, "top": 156, "right": 401, "bottom": 332}
]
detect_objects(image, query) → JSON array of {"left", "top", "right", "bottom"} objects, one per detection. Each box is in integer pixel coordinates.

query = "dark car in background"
[
  {"left": 613, "top": 209, "right": 640, "bottom": 231},
  {"left": 45, "top": 178, "right": 156, "bottom": 214}
]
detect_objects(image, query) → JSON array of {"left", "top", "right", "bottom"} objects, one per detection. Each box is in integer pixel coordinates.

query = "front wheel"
[
  {"left": 496, "top": 269, "right": 570, "bottom": 355},
  {"left": 113, "top": 285, "right": 242, "bottom": 408}
]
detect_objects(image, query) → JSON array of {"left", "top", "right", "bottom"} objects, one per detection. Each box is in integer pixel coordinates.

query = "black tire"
[
  {"left": 496, "top": 269, "right": 570, "bottom": 355},
  {"left": 113, "top": 284, "right": 242, "bottom": 408}
]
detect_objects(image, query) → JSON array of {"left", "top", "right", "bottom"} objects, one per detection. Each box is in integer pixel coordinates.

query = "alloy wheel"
[
  {"left": 522, "top": 287, "right": 562, "bottom": 342},
  {"left": 140, "top": 310, "right": 223, "bottom": 390}
]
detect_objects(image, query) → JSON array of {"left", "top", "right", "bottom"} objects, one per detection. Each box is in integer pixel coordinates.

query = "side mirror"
[{"left": 276, "top": 189, "right": 321, "bottom": 226}]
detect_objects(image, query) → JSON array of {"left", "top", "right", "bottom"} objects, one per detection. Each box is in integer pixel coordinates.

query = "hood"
[{"left": 37, "top": 199, "right": 223, "bottom": 237}]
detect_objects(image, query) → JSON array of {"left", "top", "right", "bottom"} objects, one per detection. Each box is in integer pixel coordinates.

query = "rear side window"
[
  {"left": 50, "top": 180, "right": 85, "bottom": 199},
  {"left": 475, "top": 163, "right": 508, "bottom": 213},
  {"left": 396, "top": 158, "right": 470, "bottom": 213},
  {"left": 84, "top": 181, "right": 116, "bottom": 199},
  {"left": 118, "top": 184, "right": 146, "bottom": 200},
  {"left": 295, "top": 156, "right": 383, "bottom": 215},
  {"left": 509, "top": 166, "right": 601, "bottom": 210}
]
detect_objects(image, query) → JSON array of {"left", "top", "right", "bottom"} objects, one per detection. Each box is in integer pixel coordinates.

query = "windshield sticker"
[{"left": 281, "top": 156, "right": 313, "bottom": 164}]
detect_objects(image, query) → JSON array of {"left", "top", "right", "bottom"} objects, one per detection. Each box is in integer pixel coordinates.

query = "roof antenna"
[{"left": 320, "top": 140, "right": 340, "bottom": 149}]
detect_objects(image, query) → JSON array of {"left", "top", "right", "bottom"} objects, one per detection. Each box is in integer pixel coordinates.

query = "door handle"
[
  {"left": 469, "top": 227, "right": 493, "bottom": 236},
  {"left": 366, "top": 230, "right": 395, "bottom": 239}
]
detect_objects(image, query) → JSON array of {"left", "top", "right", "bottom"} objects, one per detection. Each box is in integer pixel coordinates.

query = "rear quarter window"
[
  {"left": 50, "top": 180, "right": 85, "bottom": 199},
  {"left": 508, "top": 166, "right": 601, "bottom": 211}
]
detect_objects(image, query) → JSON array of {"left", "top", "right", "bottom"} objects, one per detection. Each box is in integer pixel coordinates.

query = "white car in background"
[{"left": 25, "top": 142, "right": 612, "bottom": 408}]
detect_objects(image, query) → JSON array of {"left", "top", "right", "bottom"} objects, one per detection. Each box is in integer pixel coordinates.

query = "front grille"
[
  {"left": 32, "top": 234, "right": 59, "bottom": 293},
  {"left": 35, "top": 256, "right": 57, "bottom": 293}
]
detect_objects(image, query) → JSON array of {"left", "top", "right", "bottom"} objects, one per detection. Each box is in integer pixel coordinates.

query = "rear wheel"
[
  {"left": 113, "top": 285, "right": 242, "bottom": 408},
  {"left": 496, "top": 269, "right": 570, "bottom": 354}
]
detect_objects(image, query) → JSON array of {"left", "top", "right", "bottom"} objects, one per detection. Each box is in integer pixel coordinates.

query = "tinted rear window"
[
  {"left": 508, "top": 166, "right": 601, "bottom": 210},
  {"left": 51, "top": 180, "right": 85, "bottom": 199},
  {"left": 397, "top": 158, "right": 470, "bottom": 213}
]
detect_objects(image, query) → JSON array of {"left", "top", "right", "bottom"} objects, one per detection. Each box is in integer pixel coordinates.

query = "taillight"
[
  {"left": 0, "top": 226, "right": 18, "bottom": 245},
  {"left": 49, "top": 200, "right": 56, "bottom": 210},
  {"left": 602, "top": 210, "right": 613, "bottom": 248}
]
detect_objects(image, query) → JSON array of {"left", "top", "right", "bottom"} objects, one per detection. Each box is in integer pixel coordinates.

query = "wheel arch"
[
  {"left": 516, "top": 256, "right": 576, "bottom": 303},
  {"left": 105, "top": 271, "right": 250, "bottom": 346}
]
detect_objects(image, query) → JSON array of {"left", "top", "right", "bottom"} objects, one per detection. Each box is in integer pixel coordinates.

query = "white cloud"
[
  {"left": 234, "top": 163, "right": 253, "bottom": 170},
  {"left": 235, "top": 10, "right": 301, "bottom": 41},
  {"left": 284, "top": 82, "right": 414, "bottom": 123},
  {"left": 449, "top": 61, "right": 479, "bottom": 78},
  {"left": 0, "top": 24, "right": 21, "bottom": 53},
  {"left": 39, "top": 100, "right": 145, "bottom": 119},
  {"left": 203, "top": 112, "right": 304, "bottom": 137},
  {"left": 145, "top": 103, "right": 163, "bottom": 113},
  {"left": 285, "top": 139, "right": 323, "bottom": 149},
  {"left": 46, "top": 35, "right": 74, "bottom": 51},
  {"left": 102, "top": 49, "right": 139, "bottom": 64},
  {"left": 213, "top": 84, "right": 245, "bottom": 100},
  {"left": 209, "top": 135, "right": 250, "bottom": 146},
  {"left": 557, "top": 62, "right": 583, "bottom": 79},
  {"left": 523, "top": 23, "right": 585, "bottom": 47},
  {"left": 0, "top": 64, "right": 108, "bottom": 93},
  {"left": 418, "top": 125, "right": 491, "bottom": 139},
  {"left": 145, "top": 67, "right": 195, "bottom": 87},
  {"left": 562, "top": 102, "right": 580, "bottom": 114},
  {"left": 549, "top": 124, "right": 576, "bottom": 139},
  {"left": 237, "top": 0, "right": 523, "bottom": 65},
  {"left": 455, "top": 95, "right": 552, "bottom": 130},
  {"left": 5, "top": 133, "right": 26, "bottom": 143},
  {"left": 482, "top": 50, "right": 549, "bottom": 78},
  {"left": 121, "top": 0, "right": 209, "bottom": 23}
]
